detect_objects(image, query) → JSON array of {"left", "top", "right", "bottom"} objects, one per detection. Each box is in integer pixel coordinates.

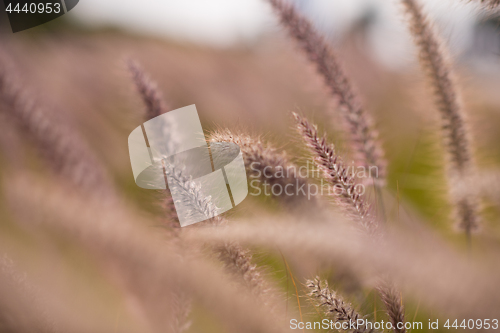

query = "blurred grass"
[{"left": 1, "top": 16, "right": 500, "bottom": 332}]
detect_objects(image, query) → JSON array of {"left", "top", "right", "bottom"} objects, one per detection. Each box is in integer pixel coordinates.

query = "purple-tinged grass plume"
[
  {"left": 377, "top": 280, "right": 406, "bottom": 333},
  {"left": 294, "top": 113, "right": 408, "bottom": 329},
  {"left": 0, "top": 57, "right": 113, "bottom": 195},
  {"left": 266, "top": 0, "right": 386, "bottom": 185},
  {"left": 476, "top": 0, "right": 500, "bottom": 8},
  {"left": 127, "top": 59, "right": 169, "bottom": 119},
  {"left": 400, "top": 0, "right": 480, "bottom": 238},
  {"left": 210, "top": 128, "right": 315, "bottom": 205},
  {"left": 307, "top": 277, "right": 379, "bottom": 333},
  {"left": 294, "top": 113, "right": 377, "bottom": 233},
  {"left": 128, "top": 62, "right": 268, "bottom": 298}
]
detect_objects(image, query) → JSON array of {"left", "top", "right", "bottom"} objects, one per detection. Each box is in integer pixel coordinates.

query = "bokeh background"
[
  {"left": 2, "top": 0, "right": 500, "bottom": 224},
  {"left": 1, "top": 0, "right": 500, "bottom": 332}
]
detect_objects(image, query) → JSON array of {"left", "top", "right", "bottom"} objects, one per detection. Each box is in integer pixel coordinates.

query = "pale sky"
[
  {"left": 69, "top": 0, "right": 274, "bottom": 45},
  {"left": 68, "top": 0, "right": 484, "bottom": 67}
]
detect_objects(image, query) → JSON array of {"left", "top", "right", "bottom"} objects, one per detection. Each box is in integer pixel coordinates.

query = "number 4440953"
[
  {"left": 5, "top": 2, "right": 62, "bottom": 14},
  {"left": 444, "top": 319, "right": 498, "bottom": 330}
]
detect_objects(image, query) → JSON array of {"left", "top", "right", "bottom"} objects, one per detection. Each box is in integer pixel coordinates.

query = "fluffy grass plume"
[
  {"left": 295, "top": 114, "right": 406, "bottom": 327},
  {"left": 169, "top": 291, "right": 192, "bottom": 333},
  {"left": 128, "top": 60, "right": 224, "bottom": 225},
  {"left": 128, "top": 63, "right": 268, "bottom": 298},
  {"left": 210, "top": 128, "right": 315, "bottom": 204},
  {"left": 214, "top": 243, "right": 269, "bottom": 297},
  {"left": 477, "top": 0, "right": 500, "bottom": 8},
  {"left": 266, "top": 0, "right": 386, "bottom": 184},
  {"left": 377, "top": 281, "right": 406, "bottom": 333},
  {"left": 3, "top": 9, "right": 500, "bottom": 333},
  {"left": 307, "top": 277, "right": 378, "bottom": 333},
  {"left": 127, "top": 59, "right": 184, "bottom": 227},
  {"left": 0, "top": 255, "right": 55, "bottom": 332},
  {"left": 186, "top": 220, "right": 500, "bottom": 320},
  {"left": 400, "top": 0, "right": 480, "bottom": 237},
  {"left": 127, "top": 61, "right": 221, "bottom": 225},
  {"left": 0, "top": 57, "right": 112, "bottom": 194},
  {"left": 127, "top": 59, "right": 169, "bottom": 119},
  {"left": 294, "top": 113, "right": 377, "bottom": 233},
  {"left": 7, "top": 177, "right": 291, "bottom": 333}
]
